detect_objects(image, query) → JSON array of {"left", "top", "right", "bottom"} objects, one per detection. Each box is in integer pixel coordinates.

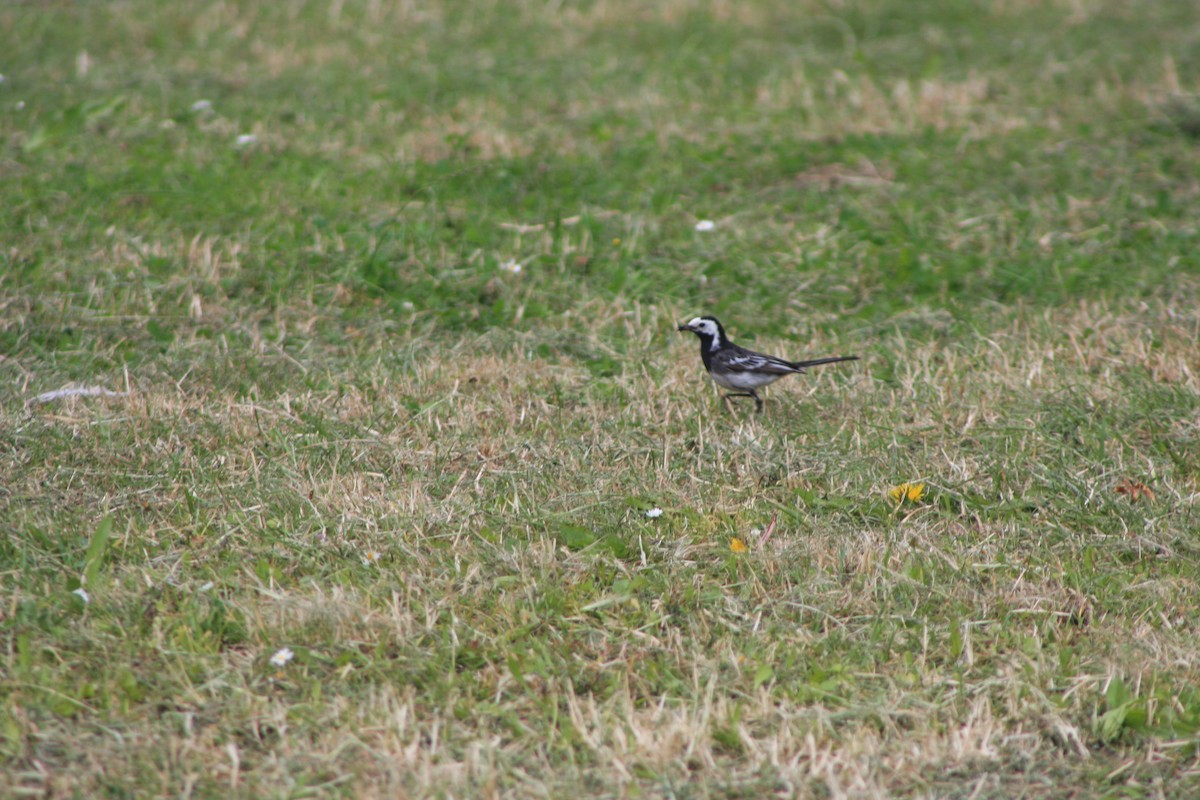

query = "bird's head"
[
  {"left": 677, "top": 316, "right": 724, "bottom": 346},
  {"left": 677, "top": 316, "right": 721, "bottom": 336}
]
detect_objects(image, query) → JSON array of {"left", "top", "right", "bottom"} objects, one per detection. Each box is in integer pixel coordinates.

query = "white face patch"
[{"left": 686, "top": 317, "right": 722, "bottom": 348}]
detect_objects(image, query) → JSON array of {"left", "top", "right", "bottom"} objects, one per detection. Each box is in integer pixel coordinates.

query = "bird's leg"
[
  {"left": 722, "top": 392, "right": 758, "bottom": 412},
  {"left": 751, "top": 391, "right": 763, "bottom": 413}
]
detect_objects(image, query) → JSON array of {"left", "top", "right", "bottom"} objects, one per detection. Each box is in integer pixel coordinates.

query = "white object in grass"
[{"left": 30, "top": 386, "right": 129, "bottom": 405}]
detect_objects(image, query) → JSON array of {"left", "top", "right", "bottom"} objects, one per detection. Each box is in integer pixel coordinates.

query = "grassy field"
[{"left": 3, "top": 0, "right": 1200, "bottom": 797}]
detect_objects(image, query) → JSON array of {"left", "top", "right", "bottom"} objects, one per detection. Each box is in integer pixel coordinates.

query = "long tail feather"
[{"left": 788, "top": 355, "right": 859, "bottom": 369}]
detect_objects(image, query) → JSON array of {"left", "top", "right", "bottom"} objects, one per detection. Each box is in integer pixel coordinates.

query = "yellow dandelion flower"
[
  {"left": 730, "top": 537, "right": 748, "bottom": 553},
  {"left": 889, "top": 482, "right": 927, "bottom": 504}
]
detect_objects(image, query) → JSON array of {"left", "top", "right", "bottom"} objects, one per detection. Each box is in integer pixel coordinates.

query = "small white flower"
[
  {"left": 401, "top": 301, "right": 415, "bottom": 311},
  {"left": 499, "top": 259, "right": 523, "bottom": 275},
  {"left": 16, "top": 101, "right": 25, "bottom": 110},
  {"left": 269, "top": 647, "right": 294, "bottom": 667},
  {"left": 645, "top": 508, "right": 663, "bottom": 519},
  {"left": 0, "top": 74, "right": 6, "bottom": 84},
  {"left": 191, "top": 99, "right": 213, "bottom": 113},
  {"left": 361, "top": 550, "right": 382, "bottom": 566},
  {"left": 235, "top": 133, "right": 257, "bottom": 147},
  {"left": 198, "top": 581, "right": 215, "bottom": 592},
  {"left": 694, "top": 220, "right": 715, "bottom": 232},
  {"left": 72, "top": 588, "right": 90, "bottom": 604}
]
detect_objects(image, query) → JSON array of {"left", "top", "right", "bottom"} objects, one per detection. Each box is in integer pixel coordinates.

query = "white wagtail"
[{"left": 677, "top": 316, "right": 857, "bottom": 412}]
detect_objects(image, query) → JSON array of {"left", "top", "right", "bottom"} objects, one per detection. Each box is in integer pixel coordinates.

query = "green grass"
[{"left": 3, "top": 0, "right": 1200, "bottom": 797}]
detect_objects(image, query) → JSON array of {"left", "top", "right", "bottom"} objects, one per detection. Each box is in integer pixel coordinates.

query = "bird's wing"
[{"left": 715, "top": 348, "right": 799, "bottom": 375}]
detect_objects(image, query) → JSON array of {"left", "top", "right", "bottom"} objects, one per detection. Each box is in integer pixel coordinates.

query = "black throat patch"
[{"left": 698, "top": 334, "right": 716, "bottom": 371}]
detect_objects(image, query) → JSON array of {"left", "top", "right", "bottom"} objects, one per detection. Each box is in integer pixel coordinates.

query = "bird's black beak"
[{"left": 677, "top": 324, "right": 690, "bottom": 332}]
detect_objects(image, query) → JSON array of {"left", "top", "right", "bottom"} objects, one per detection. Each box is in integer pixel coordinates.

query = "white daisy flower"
[
  {"left": 72, "top": 588, "right": 90, "bottom": 604},
  {"left": 190, "top": 99, "right": 213, "bottom": 113},
  {"left": 645, "top": 508, "right": 663, "bottom": 519},
  {"left": 694, "top": 220, "right": 715, "bottom": 232},
  {"left": 361, "top": 550, "right": 382, "bottom": 566},
  {"left": 269, "top": 647, "right": 294, "bottom": 667},
  {"left": 235, "top": 134, "right": 257, "bottom": 147},
  {"left": 498, "top": 259, "right": 523, "bottom": 275}
]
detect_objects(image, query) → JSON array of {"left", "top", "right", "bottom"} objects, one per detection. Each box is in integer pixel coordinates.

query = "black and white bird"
[{"left": 677, "top": 316, "right": 857, "bottom": 412}]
